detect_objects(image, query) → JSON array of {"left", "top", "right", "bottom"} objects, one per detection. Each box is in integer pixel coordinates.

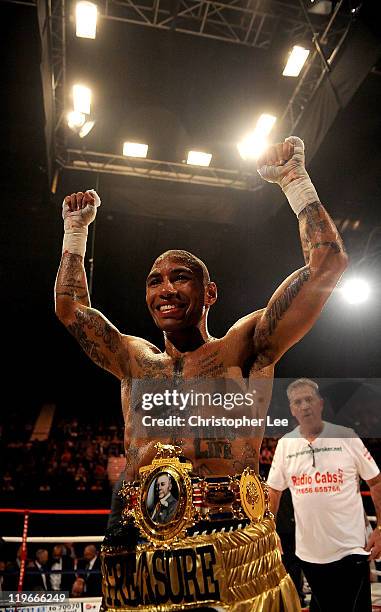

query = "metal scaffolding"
[
  {"left": 63, "top": 149, "right": 263, "bottom": 191},
  {"left": 37, "top": 0, "right": 354, "bottom": 190}
]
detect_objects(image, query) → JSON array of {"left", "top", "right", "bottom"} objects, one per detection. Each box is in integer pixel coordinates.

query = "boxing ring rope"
[{"left": 0, "top": 496, "right": 379, "bottom": 603}]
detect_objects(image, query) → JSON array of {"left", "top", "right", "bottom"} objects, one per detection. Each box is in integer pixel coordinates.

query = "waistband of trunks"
[{"left": 100, "top": 518, "right": 301, "bottom": 612}]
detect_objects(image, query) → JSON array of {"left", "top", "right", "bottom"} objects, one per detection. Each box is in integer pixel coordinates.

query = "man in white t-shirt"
[{"left": 267, "top": 378, "right": 381, "bottom": 612}]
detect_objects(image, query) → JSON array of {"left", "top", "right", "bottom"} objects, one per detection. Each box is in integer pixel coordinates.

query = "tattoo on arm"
[
  {"left": 56, "top": 253, "right": 90, "bottom": 307},
  {"left": 266, "top": 268, "right": 311, "bottom": 335},
  {"left": 67, "top": 308, "right": 119, "bottom": 369},
  {"left": 299, "top": 201, "right": 345, "bottom": 265}
]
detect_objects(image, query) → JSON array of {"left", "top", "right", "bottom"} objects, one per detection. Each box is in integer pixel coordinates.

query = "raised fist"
[
  {"left": 62, "top": 190, "right": 101, "bottom": 231},
  {"left": 257, "top": 136, "right": 308, "bottom": 190}
]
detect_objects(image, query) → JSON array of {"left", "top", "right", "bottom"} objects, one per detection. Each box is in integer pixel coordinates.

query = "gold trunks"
[{"left": 101, "top": 518, "right": 300, "bottom": 611}]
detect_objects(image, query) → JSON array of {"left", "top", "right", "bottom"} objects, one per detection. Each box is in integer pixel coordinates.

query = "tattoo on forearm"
[
  {"left": 56, "top": 253, "right": 90, "bottom": 306},
  {"left": 299, "top": 202, "right": 345, "bottom": 264},
  {"left": 266, "top": 268, "right": 311, "bottom": 335},
  {"left": 311, "top": 241, "right": 341, "bottom": 253}
]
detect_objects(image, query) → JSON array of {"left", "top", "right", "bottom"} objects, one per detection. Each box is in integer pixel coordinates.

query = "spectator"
[
  {"left": 76, "top": 545, "right": 101, "bottom": 596},
  {"left": 49, "top": 545, "right": 75, "bottom": 593}
]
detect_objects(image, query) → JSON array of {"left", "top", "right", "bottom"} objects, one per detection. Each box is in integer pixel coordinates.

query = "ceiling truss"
[{"left": 41, "top": 0, "right": 354, "bottom": 190}]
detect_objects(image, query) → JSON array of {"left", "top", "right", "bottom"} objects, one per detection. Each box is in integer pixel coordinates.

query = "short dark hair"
[{"left": 154, "top": 250, "right": 210, "bottom": 285}]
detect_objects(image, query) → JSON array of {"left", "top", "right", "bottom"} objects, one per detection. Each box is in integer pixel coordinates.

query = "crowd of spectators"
[
  {"left": 0, "top": 541, "right": 102, "bottom": 597},
  {"left": 0, "top": 413, "right": 124, "bottom": 498}
]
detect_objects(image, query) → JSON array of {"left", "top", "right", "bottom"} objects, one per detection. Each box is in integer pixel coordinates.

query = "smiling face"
[
  {"left": 146, "top": 255, "right": 213, "bottom": 332},
  {"left": 288, "top": 384, "right": 323, "bottom": 432}
]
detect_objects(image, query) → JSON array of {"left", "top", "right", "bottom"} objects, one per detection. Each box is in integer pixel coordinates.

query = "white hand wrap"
[
  {"left": 280, "top": 136, "right": 320, "bottom": 217},
  {"left": 62, "top": 227, "right": 88, "bottom": 257},
  {"left": 282, "top": 175, "right": 320, "bottom": 217},
  {"left": 62, "top": 189, "right": 101, "bottom": 257}
]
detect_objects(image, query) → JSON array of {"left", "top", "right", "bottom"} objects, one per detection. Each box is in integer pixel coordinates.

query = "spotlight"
[
  {"left": 341, "top": 278, "right": 370, "bottom": 305},
  {"left": 67, "top": 110, "right": 86, "bottom": 129},
  {"left": 73, "top": 84, "right": 92, "bottom": 115},
  {"left": 186, "top": 151, "right": 212, "bottom": 167},
  {"left": 76, "top": 2, "right": 97, "bottom": 39},
  {"left": 79, "top": 120, "right": 95, "bottom": 138},
  {"left": 123, "top": 142, "right": 148, "bottom": 158},
  {"left": 237, "top": 113, "right": 276, "bottom": 161},
  {"left": 283, "top": 46, "right": 310, "bottom": 77}
]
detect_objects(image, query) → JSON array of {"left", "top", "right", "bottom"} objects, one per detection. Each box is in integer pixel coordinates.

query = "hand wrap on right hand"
[{"left": 62, "top": 190, "right": 101, "bottom": 256}]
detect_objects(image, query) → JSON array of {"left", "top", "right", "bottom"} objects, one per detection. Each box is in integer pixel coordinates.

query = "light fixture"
[
  {"left": 123, "top": 142, "right": 148, "bottom": 158},
  {"left": 73, "top": 84, "right": 92, "bottom": 115},
  {"left": 67, "top": 110, "right": 86, "bottom": 129},
  {"left": 237, "top": 113, "right": 277, "bottom": 161},
  {"left": 341, "top": 278, "right": 370, "bottom": 305},
  {"left": 79, "top": 120, "right": 95, "bottom": 138},
  {"left": 283, "top": 46, "right": 310, "bottom": 77},
  {"left": 76, "top": 2, "right": 98, "bottom": 39},
  {"left": 186, "top": 151, "right": 212, "bottom": 167}
]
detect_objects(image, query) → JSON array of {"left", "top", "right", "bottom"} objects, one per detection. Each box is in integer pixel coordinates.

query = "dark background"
[{"left": 1, "top": 0, "right": 381, "bottom": 421}]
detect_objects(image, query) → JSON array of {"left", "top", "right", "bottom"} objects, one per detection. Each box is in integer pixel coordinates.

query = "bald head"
[{"left": 153, "top": 250, "right": 210, "bottom": 286}]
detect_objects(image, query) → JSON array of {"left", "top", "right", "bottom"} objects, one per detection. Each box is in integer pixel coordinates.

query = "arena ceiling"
[{"left": 1, "top": 0, "right": 381, "bottom": 412}]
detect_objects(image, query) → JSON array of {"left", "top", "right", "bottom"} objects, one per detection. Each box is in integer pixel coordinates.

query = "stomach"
[{"left": 123, "top": 433, "right": 261, "bottom": 480}]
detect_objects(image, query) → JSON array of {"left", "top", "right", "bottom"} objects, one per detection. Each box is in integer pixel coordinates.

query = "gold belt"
[
  {"left": 119, "top": 443, "right": 270, "bottom": 546},
  {"left": 101, "top": 518, "right": 301, "bottom": 611}
]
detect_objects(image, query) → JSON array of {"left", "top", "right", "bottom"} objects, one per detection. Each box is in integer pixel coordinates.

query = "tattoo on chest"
[
  {"left": 196, "top": 350, "right": 225, "bottom": 377},
  {"left": 134, "top": 353, "right": 171, "bottom": 378},
  {"left": 194, "top": 439, "right": 233, "bottom": 460},
  {"left": 173, "top": 357, "right": 184, "bottom": 384}
]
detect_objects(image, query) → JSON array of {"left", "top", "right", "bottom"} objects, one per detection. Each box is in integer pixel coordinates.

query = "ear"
[{"left": 204, "top": 282, "right": 217, "bottom": 307}]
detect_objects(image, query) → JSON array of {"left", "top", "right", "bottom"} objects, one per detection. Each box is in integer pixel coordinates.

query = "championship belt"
[
  {"left": 101, "top": 445, "right": 300, "bottom": 611},
  {"left": 120, "top": 443, "right": 196, "bottom": 546},
  {"left": 118, "top": 443, "right": 270, "bottom": 546}
]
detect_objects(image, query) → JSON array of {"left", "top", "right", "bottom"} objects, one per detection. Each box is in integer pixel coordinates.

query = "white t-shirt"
[{"left": 267, "top": 421, "right": 379, "bottom": 563}]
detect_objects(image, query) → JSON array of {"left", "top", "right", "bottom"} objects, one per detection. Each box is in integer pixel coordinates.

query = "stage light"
[
  {"left": 73, "top": 84, "right": 92, "bottom": 115},
  {"left": 341, "top": 278, "right": 370, "bottom": 305},
  {"left": 186, "top": 151, "right": 212, "bottom": 167},
  {"left": 79, "top": 120, "right": 95, "bottom": 138},
  {"left": 283, "top": 46, "right": 310, "bottom": 77},
  {"left": 123, "top": 142, "right": 148, "bottom": 158},
  {"left": 237, "top": 113, "right": 277, "bottom": 161},
  {"left": 67, "top": 110, "right": 86, "bottom": 129},
  {"left": 255, "top": 114, "right": 277, "bottom": 134},
  {"left": 76, "top": 2, "right": 97, "bottom": 39}
]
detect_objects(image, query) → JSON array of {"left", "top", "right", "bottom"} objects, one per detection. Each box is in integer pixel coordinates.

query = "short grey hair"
[{"left": 286, "top": 378, "right": 320, "bottom": 401}]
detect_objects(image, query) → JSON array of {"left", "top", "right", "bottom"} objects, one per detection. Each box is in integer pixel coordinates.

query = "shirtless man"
[
  {"left": 55, "top": 136, "right": 347, "bottom": 478},
  {"left": 55, "top": 137, "right": 347, "bottom": 608}
]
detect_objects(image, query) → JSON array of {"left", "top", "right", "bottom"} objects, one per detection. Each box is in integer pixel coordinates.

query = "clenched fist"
[
  {"left": 257, "top": 136, "right": 308, "bottom": 191},
  {"left": 62, "top": 190, "right": 101, "bottom": 231}
]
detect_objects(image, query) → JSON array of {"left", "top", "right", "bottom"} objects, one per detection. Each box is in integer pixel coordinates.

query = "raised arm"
[
  {"left": 253, "top": 137, "right": 348, "bottom": 368},
  {"left": 55, "top": 191, "right": 128, "bottom": 380}
]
